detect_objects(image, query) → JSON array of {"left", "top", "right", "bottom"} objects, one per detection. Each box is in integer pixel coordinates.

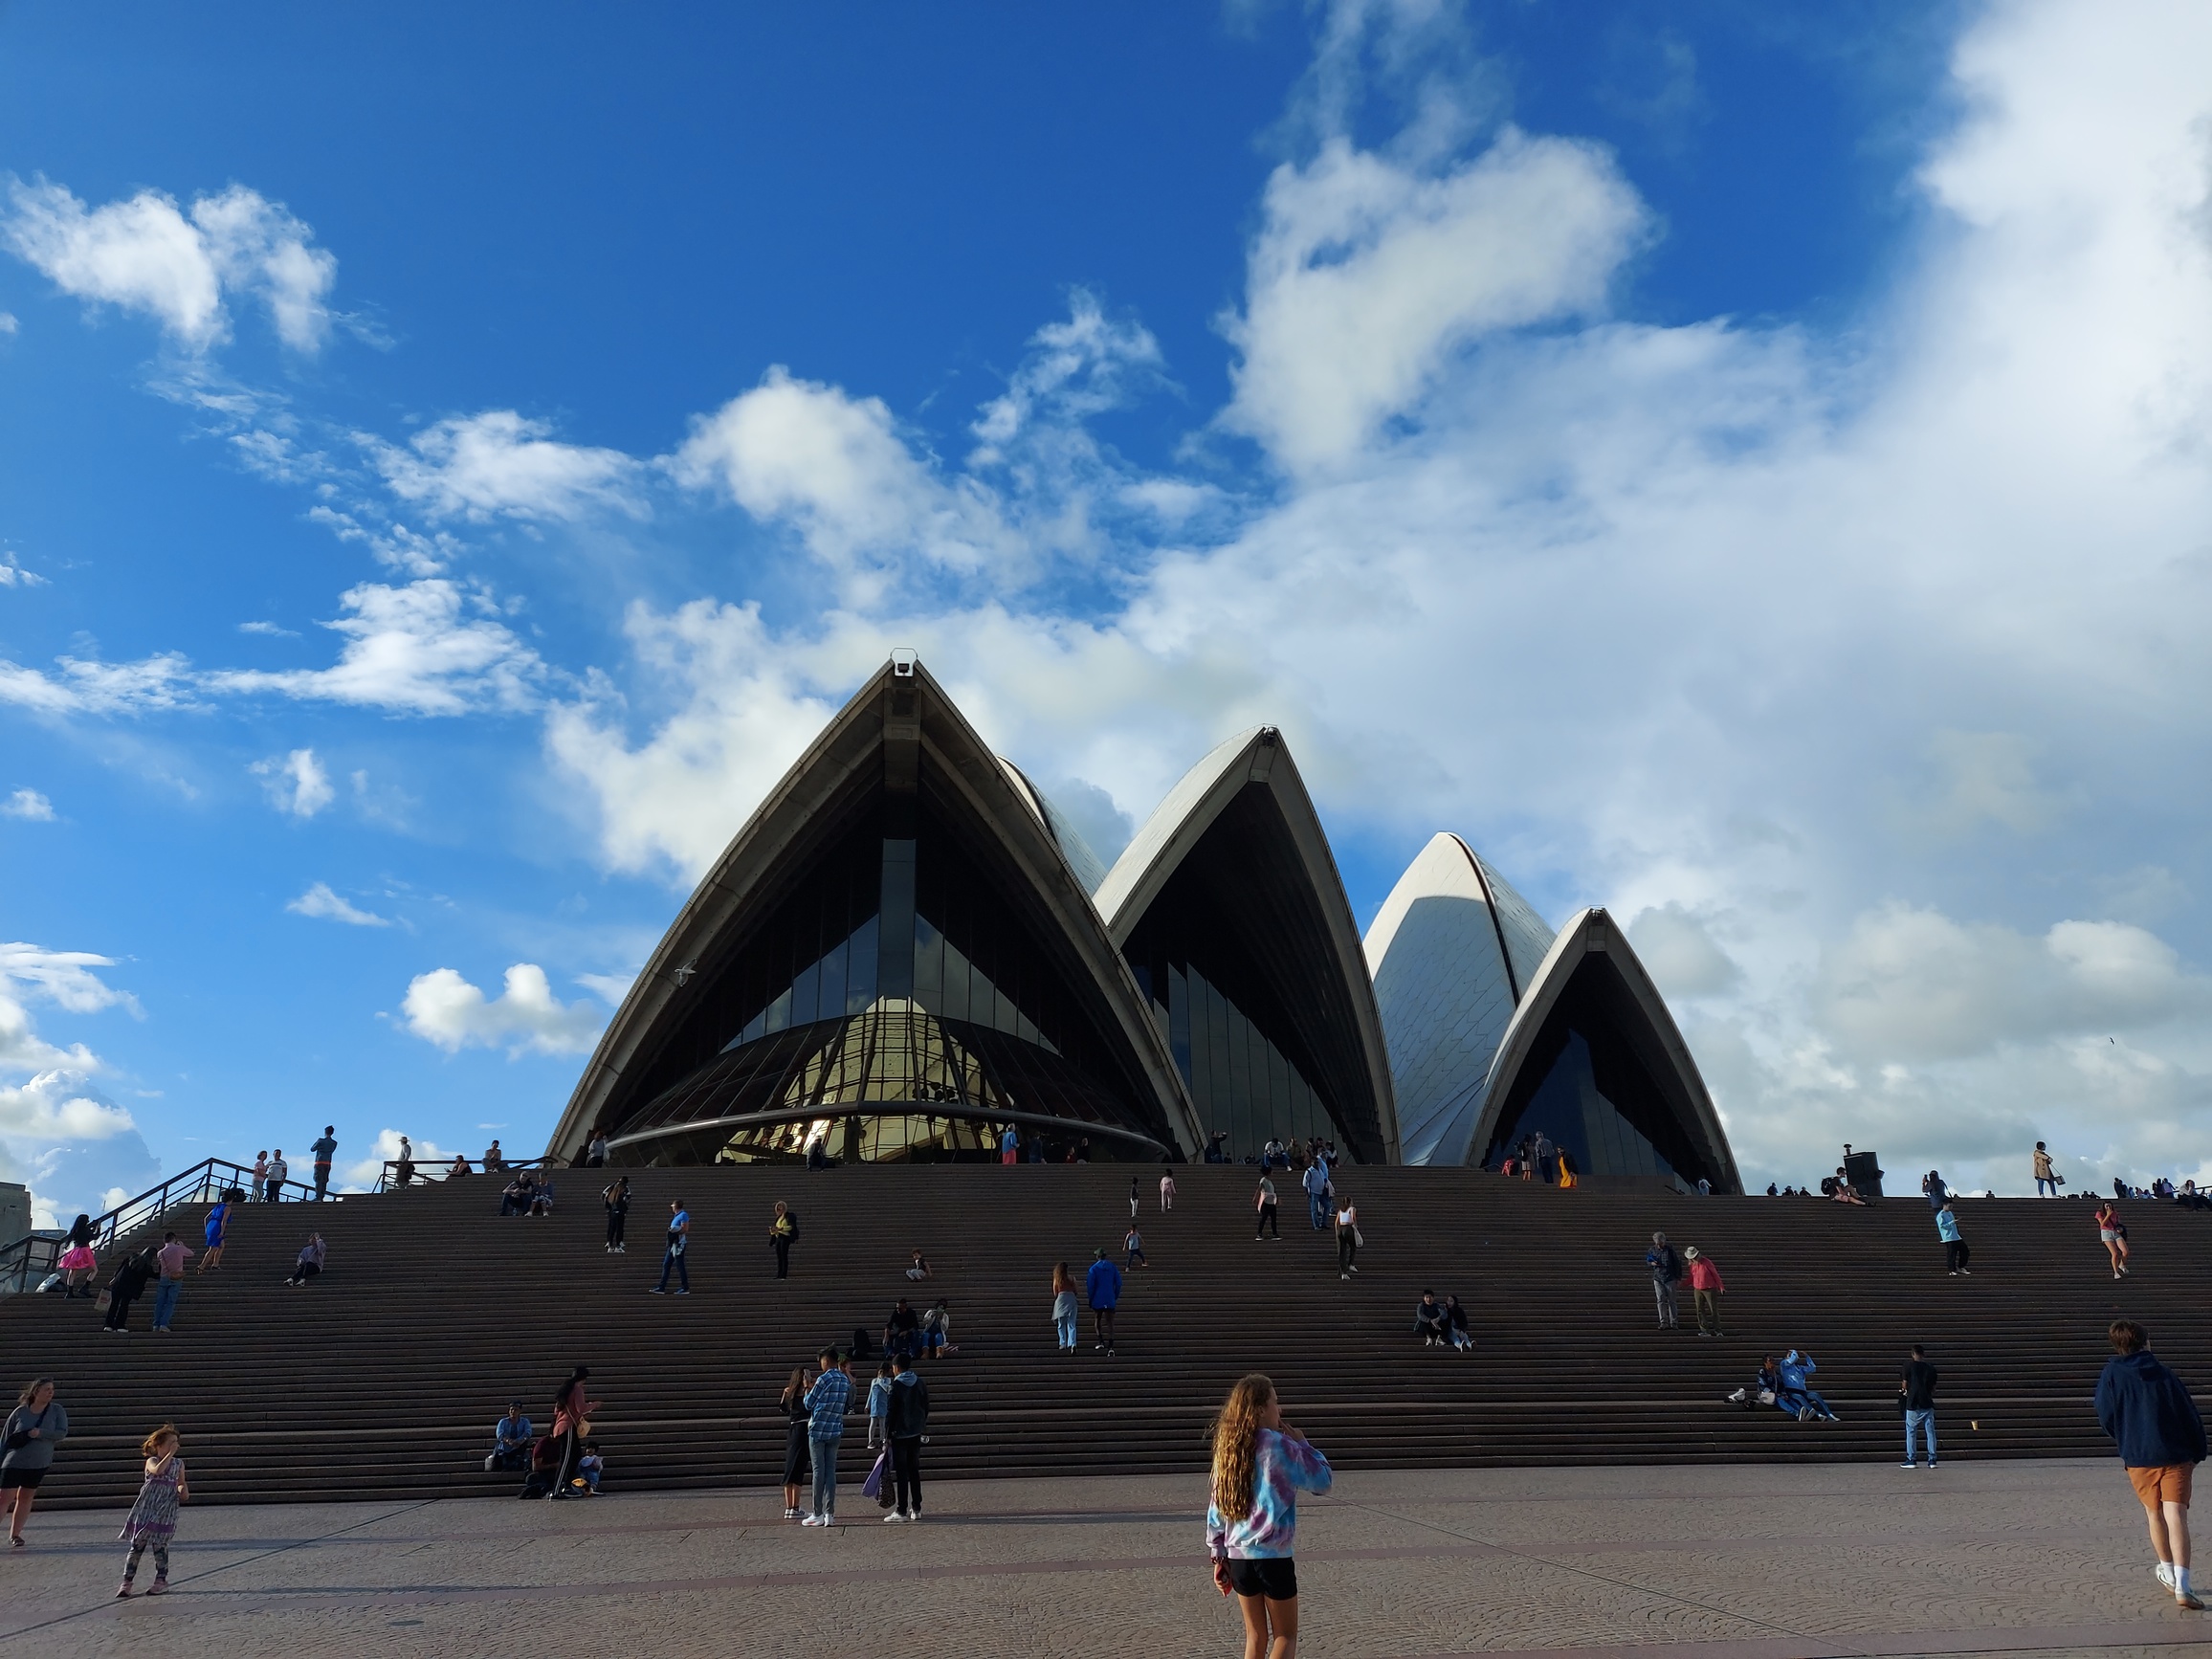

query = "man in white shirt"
[{"left": 265, "top": 1150, "right": 288, "bottom": 1203}]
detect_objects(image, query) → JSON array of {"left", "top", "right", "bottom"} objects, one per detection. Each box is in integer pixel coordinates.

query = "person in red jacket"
[{"left": 1685, "top": 1246, "right": 1727, "bottom": 1338}]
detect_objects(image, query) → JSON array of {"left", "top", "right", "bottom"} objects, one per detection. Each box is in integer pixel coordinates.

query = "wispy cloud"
[{"left": 286, "top": 882, "right": 391, "bottom": 927}]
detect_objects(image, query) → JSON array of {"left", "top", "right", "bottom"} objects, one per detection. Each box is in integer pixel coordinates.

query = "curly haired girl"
[
  {"left": 1206, "top": 1374, "right": 1332, "bottom": 1659},
  {"left": 117, "top": 1425, "right": 188, "bottom": 1598}
]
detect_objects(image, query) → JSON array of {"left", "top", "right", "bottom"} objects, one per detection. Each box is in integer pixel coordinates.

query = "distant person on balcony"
[
  {"left": 390, "top": 1140, "right": 412, "bottom": 1189},
  {"left": 1646, "top": 1232, "right": 1683, "bottom": 1330},
  {"left": 1334, "top": 1196, "right": 1360, "bottom": 1279},
  {"left": 251, "top": 1151, "right": 269, "bottom": 1198},
  {"left": 2032, "top": 1141, "right": 2058, "bottom": 1196},
  {"left": 1937, "top": 1203, "right": 1971, "bottom": 1274},
  {"left": 1414, "top": 1292, "right": 1448, "bottom": 1345},
  {"left": 2178, "top": 1181, "right": 2212, "bottom": 1211},
  {"left": 196, "top": 1198, "right": 231, "bottom": 1274},
  {"left": 1685, "top": 1246, "right": 1726, "bottom": 1336},
  {"left": 1051, "top": 1262, "right": 1078, "bottom": 1352},
  {"left": 1443, "top": 1294, "right": 1474, "bottom": 1351},
  {"left": 653, "top": 1200, "right": 690, "bottom": 1294},
  {"left": 3, "top": 1378, "right": 67, "bottom": 1547},
  {"left": 265, "top": 1149, "right": 288, "bottom": 1203},
  {"left": 284, "top": 1233, "right": 325, "bottom": 1286},
  {"left": 603, "top": 1176, "right": 630, "bottom": 1253},
  {"left": 2097, "top": 1318, "right": 2208, "bottom": 1610},
  {"left": 2099, "top": 1201, "right": 2131, "bottom": 1279},
  {"left": 1254, "top": 1174, "right": 1280, "bottom": 1240},
  {"left": 1087, "top": 1248, "right": 1122, "bottom": 1355},
  {"left": 102, "top": 1248, "right": 155, "bottom": 1333},
  {"left": 311, "top": 1127, "right": 337, "bottom": 1201},
  {"left": 906, "top": 1250, "right": 933, "bottom": 1281},
  {"left": 1161, "top": 1167, "right": 1177, "bottom": 1211},
  {"left": 486, "top": 1402, "right": 533, "bottom": 1472},
  {"left": 150, "top": 1231, "right": 193, "bottom": 1332},
  {"left": 999, "top": 1126, "right": 1018, "bottom": 1165},
  {"left": 770, "top": 1201, "right": 797, "bottom": 1279}
]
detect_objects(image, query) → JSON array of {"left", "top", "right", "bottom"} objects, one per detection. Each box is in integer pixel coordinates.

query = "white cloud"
[
  {"left": 237, "top": 620, "right": 300, "bottom": 638},
  {"left": 286, "top": 882, "right": 390, "bottom": 927},
  {"left": 401, "top": 963, "right": 607, "bottom": 1056},
  {"left": 1627, "top": 903, "right": 1740, "bottom": 998},
  {"left": 0, "top": 311, "right": 16, "bottom": 335},
  {"left": 0, "top": 552, "right": 44, "bottom": 586},
  {"left": 0, "top": 1068, "right": 137, "bottom": 1141},
  {"left": 210, "top": 579, "right": 543, "bottom": 715},
  {"left": 1, "top": 942, "right": 139, "bottom": 1018},
  {"left": 1, "top": 788, "right": 54, "bottom": 821},
  {"left": 1219, "top": 129, "right": 1648, "bottom": 472},
  {"left": 0, "top": 652, "right": 197, "bottom": 716},
  {"left": 0, "top": 177, "right": 336, "bottom": 354},
  {"left": 252, "top": 747, "right": 335, "bottom": 818},
  {"left": 574, "top": 971, "right": 637, "bottom": 1008},
  {"left": 366, "top": 410, "right": 643, "bottom": 522}
]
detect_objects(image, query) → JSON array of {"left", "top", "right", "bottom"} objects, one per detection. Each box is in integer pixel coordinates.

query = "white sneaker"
[
  {"left": 884, "top": 1511, "right": 906, "bottom": 1523},
  {"left": 801, "top": 1515, "right": 829, "bottom": 1527},
  {"left": 2157, "top": 1562, "right": 2177, "bottom": 1590}
]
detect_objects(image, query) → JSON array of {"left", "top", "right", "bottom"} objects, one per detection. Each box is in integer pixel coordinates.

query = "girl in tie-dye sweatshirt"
[{"left": 1206, "top": 1374, "right": 1333, "bottom": 1651}]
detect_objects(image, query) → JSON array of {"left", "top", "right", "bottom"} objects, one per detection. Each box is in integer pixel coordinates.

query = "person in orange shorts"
[{"left": 2096, "top": 1318, "right": 2208, "bottom": 1609}]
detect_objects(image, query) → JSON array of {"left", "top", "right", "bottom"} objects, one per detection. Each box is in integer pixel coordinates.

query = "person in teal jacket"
[{"left": 1936, "top": 1202, "right": 1971, "bottom": 1274}]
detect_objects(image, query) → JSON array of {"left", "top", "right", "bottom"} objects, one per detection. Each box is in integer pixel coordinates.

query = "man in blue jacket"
[
  {"left": 1086, "top": 1247, "right": 1122, "bottom": 1356},
  {"left": 2096, "top": 1319, "right": 2208, "bottom": 1610}
]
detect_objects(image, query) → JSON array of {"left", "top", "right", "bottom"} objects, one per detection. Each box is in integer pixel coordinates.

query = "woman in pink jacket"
[{"left": 1685, "top": 1246, "right": 1726, "bottom": 1338}]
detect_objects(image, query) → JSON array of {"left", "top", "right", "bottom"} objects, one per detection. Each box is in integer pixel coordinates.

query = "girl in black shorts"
[{"left": 1206, "top": 1373, "right": 1333, "bottom": 1657}]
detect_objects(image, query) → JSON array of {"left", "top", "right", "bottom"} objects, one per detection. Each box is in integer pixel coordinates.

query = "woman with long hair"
[
  {"left": 1051, "top": 1262, "right": 1078, "bottom": 1353},
  {"left": 603, "top": 1176, "right": 630, "bottom": 1254},
  {"left": 57, "top": 1215, "right": 98, "bottom": 1299},
  {"left": 779, "top": 1366, "right": 812, "bottom": 1518},
  {"left": 3, "top": 1378, "right": 67, "bottom": 1547},
  {"left": 547, "top": 1366, "right": 600, "bottom": 1502},
  {"left": 1207, "top": 1374, "right": 1331, "bottom": 1659},
  {"left": 2096, "top": 1201, "right": 2130, "bottom": 1279}
]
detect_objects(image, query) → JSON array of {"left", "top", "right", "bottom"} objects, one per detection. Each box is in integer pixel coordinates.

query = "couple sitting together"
[{"left": 1411, "top": 1292, "right": 1474, "bottom": 1351}]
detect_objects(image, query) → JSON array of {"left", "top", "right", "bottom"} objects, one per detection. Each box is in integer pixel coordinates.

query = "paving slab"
[{"left": 2, "top": 1459, "right": 2208, "bottom": 1657}]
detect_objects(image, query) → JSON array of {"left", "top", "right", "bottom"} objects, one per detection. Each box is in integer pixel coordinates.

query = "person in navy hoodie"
[
  {"left": 1086, "top": 1247, "right": 1122, "bottom": 1356},
  {"left": 2096, "top": 1318, "right": 2208, "bottom": 1610}
]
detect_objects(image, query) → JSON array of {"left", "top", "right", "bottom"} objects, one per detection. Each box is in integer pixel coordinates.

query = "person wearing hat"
[
  {"left": 1685, "top": 1246, "right": 1727, "bottom": 1337},
  {"left": 486, "top": 1401, "right": 533, "bottom": 1471}
]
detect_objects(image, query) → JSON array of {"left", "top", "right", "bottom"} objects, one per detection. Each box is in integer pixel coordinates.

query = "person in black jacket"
[
  {"left": 886, "top": 1351, "right": 930, "bottom": 1522},
  {"left": 2096, "top": 1318, "right": 2209, "bottom": 1609},
  {"left": 101, "top": 1248, "right": 155, "bottom": 1332}
]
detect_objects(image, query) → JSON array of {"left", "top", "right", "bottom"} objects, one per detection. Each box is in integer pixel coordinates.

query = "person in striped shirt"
[{"left": 1206, "top": 1373, "right": 1333, "bottom": 1657}]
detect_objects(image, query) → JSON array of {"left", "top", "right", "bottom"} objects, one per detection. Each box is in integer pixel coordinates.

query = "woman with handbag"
[
  {"left": 3, "top": 1378, "right": 68, "bottom": 1547},
  {"left": 546, "top": 1366, "right": 600, "bottom": 1501}
]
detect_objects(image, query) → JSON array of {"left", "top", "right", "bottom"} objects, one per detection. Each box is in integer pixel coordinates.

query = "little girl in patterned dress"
[{"left": 116, "top": 1426, "right": 188, "bottom": 1598}]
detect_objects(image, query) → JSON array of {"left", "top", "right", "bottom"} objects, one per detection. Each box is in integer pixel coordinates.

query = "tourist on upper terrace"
[
  {"left": 653, "top": 1200, "right": 690, "bottom": 1294},
  {"left": 885, "top": 1296, "right": 920, "bottom": 1360},
  {"left": 56, "top": 1214, "right": 97, "bottom": 1299},
  {"left": 1207, "top": 1372, "right": 1333, "bottom": 1659},
  {"left": 1051, "top": 1262, "right": 1079, "bottom": 1352},
  {"left": 266, "top": 1147, "right": 289, "bottom": 1202},
  {"left": 311, "top": 1126, "right": 337, "bottom": 1201},
  {"left": 2178, "top": 1181, "right": 2211, "bottom": 1211},
  {"left": 999, "top": 1125, "right": 1018, "bottom": 1164},
  {"left": 499, "top": 1172, "right": 535, "bottom": 1216},
  {"left": 1444, "top": 1294, "right": 1474, "bottom": 1351},
  {"left": 1936, "top": 1203, "right": 1972, "bottom": 1275},
  {"left": 800, "top": 1348, "right": 852, "bottom": 1525},
  {"left": 887, "top": 1350, "right": 929, "bottom": 1522},
  {"left": 486, "top": 1401, "right": 533, "bottom": 1472},
  {"left": 2033, "top": 1141, "right": 2058, "bottom": 1195},
  {"left": 448, "top": 1155, "right": 472, "bottom": 1178},
  {"left": 1533, "top": 1131, "right": 1557, "bottom": 1184},
  {"left": 1646, "top": 1232, "right": 1683, "bottom": 1330},
  {"left": 1414, "top": 1292, "right": 1448, "bottom": 1345},
  {"left": 114, "top": 1424, "right": 187, "bottom": 1598},
  {"left": 1334, "top": 1195, "right": 1360, "bottom": 1279},
  {"left": 1301, "top": 1158, "right": 1331, "bottom": 1231},
  {"left": 1161, "top": 1167, "right": 1177, "bottom": 1211},
  {"left": 1685, "top": 1247, "right": 1726, "bottom": 1336},
  {"left": 1922, "top": 1169, "right": 1950, "bottom": 1209},
  {"left": 2097, "top": 1318, "right": 2208, "bottom": 1610},
  {"left": 1777, "top": 1350, "right": 1839, "bottom": 1422},
  {"left": 779, "top": 1367, "right": 812, "bottom": 1519},
  {"left": 1899, "top": 1344, "right": 1939, "bottom": 1469},
  {"left": 603, "top": 1176, "right": 630, "bottom": 1253},
  {"left": 1558, "top": 1147, "right": 1580, "bottom": 1188},
  {"left": 1087, "top": 1248, "right": 1122, "bottom": 1355},
  {"left": 482, "top": 1139, "right": 505, "bottom": 1171},
  {"left": 252, "top": 1151, "right": 268, "bottom": 1196},
  {"left": 905, "top": 1250, "right": 933, "bottom": 1281},
  {"left": 284, "top": 1232, "right": 325, "bottom": 1286},
  {"left": 1254, "top": 1173, "right": 1280, "bottom": 1240},
  {"left": 2098, "top": 1201, "right": 2131, "bottom": 1279},
  {"left": 3, "top": 1377, "right": 67, "bottom": 1548},
  {"left": 1828, "top": 1168, "right": 1868, "bottom": 1206},
  {"left": 586, "top": 1129, "right": 608, "bottom": 1167},
  {"left": 770, "top": 1200, "right": 797, "bottom": 1278}
]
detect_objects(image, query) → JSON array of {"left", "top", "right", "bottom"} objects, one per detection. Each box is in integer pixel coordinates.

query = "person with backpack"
[
  {"left": 1645, "top": 1232, "right": 1683, "bottom": 1330},
  {"left": 2097, "top": 1318, "right": 2208, "bottom": 1609},
  {"left": 769, "top": 1200, "right": 797, "bottom": 1279},
  {"left": 886, "top": 1350, "right": 930, "bottom": 1522}
]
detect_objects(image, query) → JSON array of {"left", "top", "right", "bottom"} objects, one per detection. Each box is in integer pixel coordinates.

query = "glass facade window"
[{"left": 1485, "top": 1029, "right": 1675, "bottom": 1181}]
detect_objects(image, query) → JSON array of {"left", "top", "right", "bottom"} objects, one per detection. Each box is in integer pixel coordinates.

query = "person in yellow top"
[
  {"left": 770, "top": 1200, "right": 797, "bottom": 1280},
  {"left": 2033, "top": 1142, "right": 2058, "bottom": 1197}
]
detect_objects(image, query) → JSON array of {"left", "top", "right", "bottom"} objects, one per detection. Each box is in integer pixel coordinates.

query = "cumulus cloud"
[
  {"left": 0, "top": 177, "right": 337, "bottom": 353},
  {"left": 252, "top": 747, "right": 334, "bottom": 817},
  {"left": 0, "top": 552, "right": 44, "bottom": 586},
  {"left": 366, "top": 410, "right": 643, "bottom": 522},
  {"left": 1627, "top": 903, "right": 1740, "bottom": 999},
  {"left": 0, "top": 652, "right": 197, "bottom": 717},
  {"left": 401, "top": 963, "right": 607, "bottom": 1056},
  {"left": 286, "top": 882, "right": 390, "bottom": 927},
  {"left": 1, "top": 788, "right": 55, "bottom": 821}
]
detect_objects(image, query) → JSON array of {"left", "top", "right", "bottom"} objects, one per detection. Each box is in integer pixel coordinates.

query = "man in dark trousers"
[
  {"left": 1899, "top": 1344, "right": 1939, "bottom": 1468},
  {"left": 886, "top": 1350, "right": 930, "bottom": 1522},
  {"left": 1086, "top": 1247, "right": 1122, "bottom": 1355},
  {"left": 2097, "top": 1318, "right": 2208, "bottom": 1609},
  {"left": 310, "top": 1126, "right": 338, "bottom": 1202}
]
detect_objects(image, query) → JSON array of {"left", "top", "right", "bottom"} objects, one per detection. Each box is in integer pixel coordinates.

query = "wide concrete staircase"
[{"left": 4, "top": 1166, "right": 2205, "bottom": 1508}]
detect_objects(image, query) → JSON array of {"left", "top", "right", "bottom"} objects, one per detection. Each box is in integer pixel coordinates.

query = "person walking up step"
[
  {"left": 1646, "top": 1232, "right": 1683, "bottom": 1331},
  {"left": 1254, "top": 1173, "right": 1280, "bottom": 1240},
  {"left": 1051, "top": 1262, "right": 1079, "bottom": 1353},
  {"left": 2097, "top": 1319, "right": 2207, "bottom": 1610},
  {"left": 653, "top": 1200, "right": 690, "bottom": 1294},
  {"left": 1131, "top": 1175, "right": 1141, "bottom": 1221},
  {"left": 149, "top": 1232, "right": 193, "bottom": 1332},
  {"left": 2098, "top": 1201, "right": 2131, "bottom": 1279},
  {"left": 1937, "top": 1201, "right": 1971, "bottom": 1274},
  {"left": 801, "top": 1349, "right": 853, "bottom": 1525},
  {"left": 1899, "top": 1344, "right": 1939, "bottom": 1468},
  {"left": 1161, "top": 1166, "right": 1177, "bottom": 1212},
  {"left": 603, "top": 1176, "right": 630, "bottom": 1253},
  {"left": 886, "top": 1351, "right": 929, "bottom": 1522},
  {"left": 1334, "top": 1195, "right": 1360, "bottom": 1278},
  {"left": 1087, "top": 1247, "right": 1122, "bottom": 1355}
]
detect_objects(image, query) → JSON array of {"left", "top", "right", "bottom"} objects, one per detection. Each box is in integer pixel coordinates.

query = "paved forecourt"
[{"left": 3, "top": 1458, "right": 2208, "bottom": 1657}]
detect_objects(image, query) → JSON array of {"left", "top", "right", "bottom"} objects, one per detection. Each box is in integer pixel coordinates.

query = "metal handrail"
[
  {"left": 0, "top": 1157, "right": 330, "bottom": 1299},
  {"left": 373, "top": 1154, "right": 556, "bottom": 1193}
]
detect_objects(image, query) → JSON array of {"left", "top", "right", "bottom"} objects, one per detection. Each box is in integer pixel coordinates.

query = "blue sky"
[{"left": 4, "top": 0, "right": 2209, "bottom": 1221}]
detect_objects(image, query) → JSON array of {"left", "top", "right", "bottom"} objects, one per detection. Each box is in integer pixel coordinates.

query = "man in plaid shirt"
[{"left": 800, "top": 1350, "right": 853, "bottom": 1525}]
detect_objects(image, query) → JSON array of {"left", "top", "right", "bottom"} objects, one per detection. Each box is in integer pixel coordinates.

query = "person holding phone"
[{"left": 1206, "top": 1374, "right": 1332, "bottom": 1659}]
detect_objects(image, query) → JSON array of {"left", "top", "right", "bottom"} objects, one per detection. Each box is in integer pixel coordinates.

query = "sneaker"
[
  {"left": 907, "top": 1511, "right": 922, "bottom": 1522},
  {"left": 801, "top": 1515, "right": 829, "bottom": 1527},
  {"left": 675, "top": 1290, "right": 690, "bottom": 1295},
  {"left": 1107, "top": 1347, "right": 1117, "bottom": 1356},
  {"left": 784, "top": 1507, "right": 800, "bottom": 1519},
  {"left": 615, "top": 1245, "right": 626, "bottom": 1253},
  {"left": 2157, "top": 1563, "right": 2177, "bottom": 1590},
  {"left": 1959, "top": 1269, "right": 1972, "bottom": 1275},
  {"left": 116, "top": 1582, "right": 134, "bottom": 1599},
  {"left": 1339, "top": 1273, "right": 1350, "bottom": 1280},
  {"left": 884, "top": 1511, "right": 907, "bottom": 1523},
  {"left": 649, "top": 1287, "right": 665, "bottom": 1294},
  {"left": 146, "top": 1580, "right": 168, "bottom": 1596},
  {"left": 1348, "top": 1265, "right": 1360, "bottom": 1273},
  {"left": 1900, "top": 1461, "right": 1918, "bottom": 1469}
]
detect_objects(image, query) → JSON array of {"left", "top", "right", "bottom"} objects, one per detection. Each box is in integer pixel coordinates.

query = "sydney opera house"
[{"left": 551, "top": 655, "right": 1741, "bottom": 1190}]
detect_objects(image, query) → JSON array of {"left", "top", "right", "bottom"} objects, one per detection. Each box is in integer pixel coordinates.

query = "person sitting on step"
[
  {"left": 499, "top": 1172, "right": 535, "bottom": 1217},
  {"left": 1442, "top": 1294, "right": 1474, "bottom": 1351},
  {"left": 1413, "top": 1292, "right": 1449, "bottom": 1346},
  {"left": 529, "top": 1179, "right": 556, "bottom": 1218},
  {"left": 486, "top": 1402, "right": 533, "bottom": 1472},
  {"left": 905, "top": 1250, "right": 933, "bottom": 1281}
]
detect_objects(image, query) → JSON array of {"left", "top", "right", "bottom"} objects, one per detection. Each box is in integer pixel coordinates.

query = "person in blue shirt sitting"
[
  {"left": 485, "top": 1402, "right": 533, "bottom": 1471},
  {"left": 1778, "top": 1350, "right": 1840, "bottom": 1422}
]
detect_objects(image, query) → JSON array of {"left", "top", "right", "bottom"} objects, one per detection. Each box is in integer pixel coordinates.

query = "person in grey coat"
[{"left": 3, "top": 1377, "right": 68, "bottom": 1547}]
